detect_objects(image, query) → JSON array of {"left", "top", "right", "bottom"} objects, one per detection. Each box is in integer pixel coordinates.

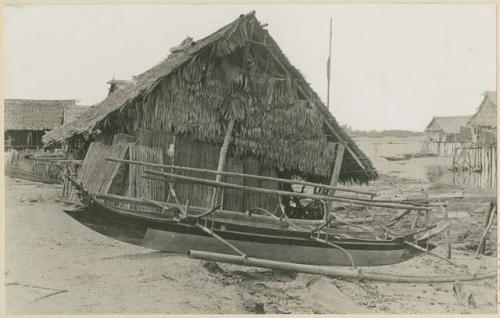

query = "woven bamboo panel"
[
  {"left": 242, "top": 157, "right": 261, "bottom": 212},
  {"left": 222, "top": 157, "right": 244, "bottom": 212},
  {"left": 259, "top": 164, "right": 280, "bottom": 212},
  {"left": 75, "top": 142, "right": 129, "bottom": 194},
  {"left": 134, "top": 128, "right": 174, "bottom": 163},
  {"left": 113, "top": 133, "right": 135, "bottom": 144},
  {"left": 173, "top": 136, "right": 219, "bottom": 208},
  {"left": 128, "top": 144, "right": 165, "bottom": 203}
]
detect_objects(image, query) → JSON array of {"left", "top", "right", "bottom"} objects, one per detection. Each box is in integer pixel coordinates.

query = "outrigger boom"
[
  {"left": 141, "top": 169, "right": 433, "bottom": 211},
  {"left": 106, "top": 157, "right": 377, "bottom": 198}
]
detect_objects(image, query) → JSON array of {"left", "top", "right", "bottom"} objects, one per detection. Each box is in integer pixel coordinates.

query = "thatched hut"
[
  {"left": 43, "top": 12, "right": 377, "bottom": 214},
  {"left": 466, "top": 91, "right": 497, "bottom": 145},
  {"left": 424, "top": 116, "right": 472, "bottom": 143},
  {"left": 4, "top": 99, "right": 79, "bottom": 150}
]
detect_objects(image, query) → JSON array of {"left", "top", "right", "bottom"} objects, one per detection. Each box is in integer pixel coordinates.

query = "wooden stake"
[{"left": 442, "top": 202, "right": 451, "bottom": 259}]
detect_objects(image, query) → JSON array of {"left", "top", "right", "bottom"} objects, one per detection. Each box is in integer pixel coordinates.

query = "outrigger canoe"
[{"left": 63, "top": 192, "right": 440, "bottom": 267}]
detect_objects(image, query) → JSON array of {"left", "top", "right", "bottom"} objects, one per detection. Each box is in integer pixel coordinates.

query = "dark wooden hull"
[{"left": 63, "top": 198, "right": 430, "bottom": 267}]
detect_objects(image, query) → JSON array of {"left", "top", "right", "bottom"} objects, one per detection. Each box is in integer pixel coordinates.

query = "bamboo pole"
[
  {"left": 93, "top": 192, "right": 329, "bottom": 227},
  {"left": 106, "top": 157, "right": 377, "bottom": 197},
  {"left": 386, "top": 208, "right": 413, "bottom": 227},
  {"left": 188, "top": 250, "right": 496, "bottom": 284},
  {"left": 142, "top": 170, "right": 433, "bottom": 211},
  {"left": 326, "top": 17, "right": 333, "bottom": 110},
  {"left": 195, "top": 223, "right": 247, "bottom": 258}
]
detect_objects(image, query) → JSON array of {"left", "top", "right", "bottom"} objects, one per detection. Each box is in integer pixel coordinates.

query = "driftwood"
[
  {"left": 142, "top": 170, "right": 432, "bottom": 211},
  {"left": 188, "top": 250, "right": 496, "bottom": 284}
]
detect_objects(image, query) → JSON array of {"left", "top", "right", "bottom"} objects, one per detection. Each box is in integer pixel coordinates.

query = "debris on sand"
[{"left": 243, "top": 300, "right": 265, "bottom": 314}]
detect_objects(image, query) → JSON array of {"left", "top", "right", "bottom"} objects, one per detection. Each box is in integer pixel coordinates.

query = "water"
[{"left": 354, "top": 136, "right": 496, "bottom": 190}]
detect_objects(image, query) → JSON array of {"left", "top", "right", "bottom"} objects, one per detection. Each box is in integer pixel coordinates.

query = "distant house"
[
  {"left": 424, "top": 116, "right": 472, "bottom": 143},
  {"left": 466, "top": 91, "right": 497, "bottom": 145},
  {"left": 4, "top": 99, "right": 87, "bottom": 150},
  {"left": 63, "top": 105, "right": 89, "bottom": 124}
]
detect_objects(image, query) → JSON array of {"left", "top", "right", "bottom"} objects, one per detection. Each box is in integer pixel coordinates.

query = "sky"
[{"left": 4, "top": 4, "right": 496, "bottom": 131}]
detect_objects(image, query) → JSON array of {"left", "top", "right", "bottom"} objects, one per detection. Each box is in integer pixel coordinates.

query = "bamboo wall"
[{"left": 134, "top": 129, "right": 280, "bottom": 213}]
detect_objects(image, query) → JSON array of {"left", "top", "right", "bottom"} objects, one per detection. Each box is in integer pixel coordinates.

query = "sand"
[{"left": 4, "top": 173, "right": 497, "bottom": 314}]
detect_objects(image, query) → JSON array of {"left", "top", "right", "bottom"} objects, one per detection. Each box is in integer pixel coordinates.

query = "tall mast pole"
[{"left": 327, "top": 18, "right": 333, "bottom": 111}]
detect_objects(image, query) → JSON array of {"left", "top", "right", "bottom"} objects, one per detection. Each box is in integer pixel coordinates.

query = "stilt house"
[
  {"left": 424, "top": 116, "right": 471, "bottom": 143},
  {"left": 43, "top": 12, "right": 377, "bottom": 214},
  {"left": 466, "top": 91, "right": 497, "bottom": 145},
  {"left": 4, "top": 99, "right": 81, "bottom": 150}
]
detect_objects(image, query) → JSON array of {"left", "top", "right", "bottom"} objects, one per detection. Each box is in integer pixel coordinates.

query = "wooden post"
[
  {"left": 328, "top": 143, "right": 345, "bottom": 193},
  {"left": 211, "top": 118, "right": 236, "bottom": 207},
  {"left": 327, "top": 143, "right": 345, "bottom": 217},
  {"left": 452, "top": 147, "right": 457, "bottom": 168},
  {"left": 442, "top": 202, "right": 451, "bottom": 259}
]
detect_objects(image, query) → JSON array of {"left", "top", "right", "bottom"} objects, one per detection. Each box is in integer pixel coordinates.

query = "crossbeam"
[
  {"left": 141, "top": 170, "right": 432, "bottom": 211},
  {"left": 106, "top": 157, "right": 376, "bottom": 197}
]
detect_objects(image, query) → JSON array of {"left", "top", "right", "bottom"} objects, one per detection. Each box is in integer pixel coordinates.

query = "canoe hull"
[
  {"left": 63, "top": 199, "right": 422, "bottom": 267},
  {"left": 5, "top": 156, "right": 62, "bottom": 184},
  {"left": 141, "top": 228, "right": 411, "bottom": 266}
]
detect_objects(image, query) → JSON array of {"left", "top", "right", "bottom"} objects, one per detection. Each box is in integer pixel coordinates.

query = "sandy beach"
[{"left": 5, "top": 154, "right": 497, "bottom": 314}]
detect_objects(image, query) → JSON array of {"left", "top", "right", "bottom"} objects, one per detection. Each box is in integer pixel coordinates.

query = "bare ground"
[{"left": 4, "top": 176, "right": 498, "bottom": 314}]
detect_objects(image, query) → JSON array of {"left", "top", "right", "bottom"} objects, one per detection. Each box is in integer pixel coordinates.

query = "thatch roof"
[
  {"left": 107, "top": 79, "right": 132, "bottom": 96},
  {"left": 64, "top": 106, "right": 90, "bottom": 124},
  {"left": 5, "top": 99, "right": 76, "bottom": 131},
  {"left": 425, "top": 116, "right": 472, "bottom": 134},
  {"left": 43, "top": 12, "right": 376, "bottom": 184},
  {"left": 468, "top": 91, "right": 497, "bottom": 128}
]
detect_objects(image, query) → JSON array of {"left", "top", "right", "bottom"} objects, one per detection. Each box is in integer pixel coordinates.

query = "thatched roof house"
[
  {"left": 425, "top": 115, "right": 472, "bottom": 142},
  {"left": 5, "top": 99, "right": 78, "bottom": 149},
  {"left": 44, "top": 11, "right": 376, "bottom": 195},
  {"left": 465, "top": 91, "right": 497, "bottom": 145},
  {"left": 468, "top": 91, "right": 497, "bottom": 128},
  {"left": 63, "top": 105, "right": 90, "bottom": 124}
]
